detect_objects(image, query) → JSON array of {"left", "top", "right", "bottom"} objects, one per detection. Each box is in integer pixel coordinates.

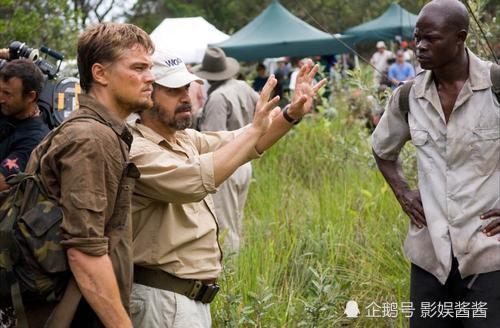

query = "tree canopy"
[{"left": 0, "top": 0, "right": 497, "bottom": 60}]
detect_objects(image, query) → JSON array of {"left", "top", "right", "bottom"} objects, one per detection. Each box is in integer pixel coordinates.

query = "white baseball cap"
[
  {"left": 376, "top": 41, "right": 386, "bottom": 49},
  {"left": 152, "top": 50, "right": 203, "bottom": 88}
]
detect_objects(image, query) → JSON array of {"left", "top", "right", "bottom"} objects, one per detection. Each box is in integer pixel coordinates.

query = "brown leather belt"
[{"left": 133, "top": 266, "right": 219, "bottom": 304}]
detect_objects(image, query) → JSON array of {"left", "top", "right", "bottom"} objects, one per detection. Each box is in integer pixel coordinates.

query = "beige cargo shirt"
[
  {"left": 371, "top": 50, "right": 500, "bottom": 284},
  {"left": 129, "top": 120, "right": 259, "bottom": 280}
]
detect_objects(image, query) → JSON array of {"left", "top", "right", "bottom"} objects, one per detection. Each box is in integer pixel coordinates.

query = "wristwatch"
[{"left": 282, "top": 105, "right": 302, "bottom": 125}]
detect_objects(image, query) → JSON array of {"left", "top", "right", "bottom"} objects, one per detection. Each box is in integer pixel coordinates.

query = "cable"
[
  {"left": 292, "top": 0, "right": 381, "bottom": 73},
  {"left": 463, "top": 0, "right": 498, "bottom": 64}
]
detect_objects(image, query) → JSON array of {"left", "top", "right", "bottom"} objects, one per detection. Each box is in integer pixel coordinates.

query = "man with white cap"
[
  {"left": 370, "top": 41, "right": 394, "bottom": 87},
  {"left": 194, "top": 47, "right": 260, "bottom": 251},
  {"left": 128, "top": 49, "right": 326, "bottom": 327}
]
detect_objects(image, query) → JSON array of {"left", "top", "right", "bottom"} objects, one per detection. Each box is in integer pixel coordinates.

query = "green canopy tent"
[
  {"left": 344, "top": 3, "right": 418, "bottom": 43},
  {"left": 211, "top": 0, "right": 355, "bottom": 61}
]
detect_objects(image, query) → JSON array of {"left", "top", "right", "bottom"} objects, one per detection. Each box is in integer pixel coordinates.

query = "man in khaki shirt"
[
  {"left": 372, "top": 1, "right": 499, "bottom": 327},
  {"left": 129, "top": 50, "right": 326, "bottom": 327}
]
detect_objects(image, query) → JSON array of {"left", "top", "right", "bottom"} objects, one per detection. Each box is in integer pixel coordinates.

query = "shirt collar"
[
  {"left": 78, "top": 94, "right": 127, "bottom": 137},
  {"left": 128, "top": 119, "right": 163, "bottom": 144},
  {"left": 415, "top": 49, "right": 491, "bottom": 98},
  {"left": 129, "top": 120, "right": 194, "bottom": 156}
]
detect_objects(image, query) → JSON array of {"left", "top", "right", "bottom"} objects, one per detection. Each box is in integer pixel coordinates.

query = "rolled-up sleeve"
[
  {"left": 371, "top": 86, "right": 411, "bottom": 160},
  {"left": 54, "top": 137, "right": 122, "bottom": 256}
]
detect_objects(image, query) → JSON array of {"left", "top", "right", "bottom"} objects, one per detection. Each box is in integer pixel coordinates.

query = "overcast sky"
[{"left": 106, "top": 0, "right": 136, "bottom": 22}]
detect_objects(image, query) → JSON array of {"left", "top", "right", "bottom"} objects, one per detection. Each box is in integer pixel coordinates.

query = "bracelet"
[{"left": 282, "top": 106, "right": 302, "bottom": 125}]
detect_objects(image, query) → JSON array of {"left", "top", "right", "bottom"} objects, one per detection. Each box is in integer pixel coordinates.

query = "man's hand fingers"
[
  {"left": 411, "top": 195, "right": 427, "bottom": 226},
  {"left": 411, "top": 209, "right": 427, "bottom": 227},
  {"left": 485, "top": 225, "right": 500, "bottom": 237},
  {"left": 263, "top": 96, "right": 280, "bottom": 113},
  {"left": 413, "top": 200, "right": 425, "bottom": 219},
  {"left": 294, "top": 95, "right": 307, "bottom": 107},
  {"left": 483, "top": 218, "right": 500, "bottom": 236},
  {"left": 270, "top": 107, "right": 281, "bottom": 119},
  {"left": 260, "top": 75, "right": 277, "bottom": 103},
  {"left": 408, "top": 213, "right": 424, "bottom": 229},
  {"left": 307, "top": 64, "right": 320, "bottom": 81},
  {"left": 480, "top": 209, "right": 500, "bottom": 220},
  {"left": 296, "top": 62, "right": 310, "bottom": 83},
  {"left": 312, "top": 78, "right": 328, "bottom": 93},
  {"left": 410, "top": 191, "right": 426, "bottom": 218}
]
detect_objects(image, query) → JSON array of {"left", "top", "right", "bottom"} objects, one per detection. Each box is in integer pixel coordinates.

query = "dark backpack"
[
  {"left": 0, "top": 114, "right": 107, "bottom": 327},
  {"left": 398, "top": 63, "right": 500, "bottom": 120}
]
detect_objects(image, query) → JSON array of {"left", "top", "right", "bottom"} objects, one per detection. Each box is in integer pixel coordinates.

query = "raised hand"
[
  {"left": 288, "top": 59, "right": 328, "bottom": 119},
  {"left": 252, "top": 75, "right": 281, "bottom": 135}
]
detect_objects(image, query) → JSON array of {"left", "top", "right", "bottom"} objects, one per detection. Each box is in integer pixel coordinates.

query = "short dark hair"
[
  {"left": 0, "top": 59, "right": 44, "bottom": 99},
  {"left": 77, "top": 22, "right": 154, "bottom": 92}
]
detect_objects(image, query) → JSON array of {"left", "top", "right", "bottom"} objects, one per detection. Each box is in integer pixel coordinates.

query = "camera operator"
[{"left": 0, "top": 59, "right": 49, "bottom": 190}]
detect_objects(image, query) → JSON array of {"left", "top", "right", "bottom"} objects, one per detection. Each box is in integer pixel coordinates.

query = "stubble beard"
[
  {"left": 1, "top": 104, "right": 24, "bottom": 117},
  {"left": 120, "top": 96, "right": 154, "bottom": 114},
  {"left": 173, "top": 116, "right": 192, "bottom": 130},
  {"left": 153, "top": 103, "right": 192, "bottom": 130}
]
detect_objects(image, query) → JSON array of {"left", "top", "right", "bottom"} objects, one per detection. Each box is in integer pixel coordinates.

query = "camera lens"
[{"left": 9, "top": 41, "right": 39, "bottom": 61}]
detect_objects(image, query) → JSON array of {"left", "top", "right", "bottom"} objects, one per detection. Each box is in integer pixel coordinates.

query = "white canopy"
[{"left": 150, "top": 17, "right": 230, "bottom": 64}]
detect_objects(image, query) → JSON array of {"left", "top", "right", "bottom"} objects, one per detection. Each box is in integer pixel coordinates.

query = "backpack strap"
[
  {"left": 31, "top": 114, "right": 108, "bottom": 174},
  {"left": 398, "top": 80, "right": 414, "bottom": 123},
  {"left": 43, "top": 277, "right": 81, "bottom": 328},
  {"left": 396, "top": 64, "right": 498, "bottom": 124},
  {"left": 490, "top": 63, "right": 500, "bottom": 103}
]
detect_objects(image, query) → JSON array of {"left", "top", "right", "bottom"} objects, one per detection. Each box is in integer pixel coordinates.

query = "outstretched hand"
[
  {"left": 288, "top": 59, "right": 328, "bottom": 119},
  {"left": 252, "top": 75, "right": 281, "bottom": 135}
]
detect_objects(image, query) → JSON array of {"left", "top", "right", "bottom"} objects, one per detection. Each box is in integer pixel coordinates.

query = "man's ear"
[
  {"left": 457, "top": 29, "right": 468, "bottom": 44},
  {"left": 25, "top": 90, "right": 37, "bottom": 104},
  {"left": 91, "top": 63, "right": 109, "bottom": 87}
]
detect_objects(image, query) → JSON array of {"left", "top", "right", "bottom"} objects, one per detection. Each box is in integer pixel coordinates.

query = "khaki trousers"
[
  {"left": 212, "top": 162, "right": 252, "bottom": 251},
  {"left": 130, "top": 283, "right": 211, "bottom": 328}
]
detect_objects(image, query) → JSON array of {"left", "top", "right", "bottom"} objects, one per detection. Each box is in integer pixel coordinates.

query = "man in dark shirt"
[
  {"left": 252, "top": 63, "right": 268, "bottom": 92},
  {"left": 0, "top": 59, "right": 49, "bottom": 190}
]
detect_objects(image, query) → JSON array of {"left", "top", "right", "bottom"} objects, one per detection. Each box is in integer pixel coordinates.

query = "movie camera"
[{"left": 0, "top": 41, "right": 80, "bottom": 128}]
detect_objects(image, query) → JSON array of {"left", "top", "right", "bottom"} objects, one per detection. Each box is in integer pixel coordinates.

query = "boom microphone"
[{"left": 40, "top": 46, "right": 64, "bottom": 61}]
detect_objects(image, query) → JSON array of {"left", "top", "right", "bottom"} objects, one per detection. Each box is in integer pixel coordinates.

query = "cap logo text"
[{"left": 164, "top": 58, "right": 183, "bottom": 67}]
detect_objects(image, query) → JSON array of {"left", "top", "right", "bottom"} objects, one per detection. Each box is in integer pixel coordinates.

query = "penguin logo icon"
[{"left": 345, "top": 300, "right": 360, "bottom": 318}]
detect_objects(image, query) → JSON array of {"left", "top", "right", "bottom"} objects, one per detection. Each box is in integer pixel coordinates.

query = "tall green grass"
[{"left": 212, "top": 97, "right": 417, "bottom": 327}]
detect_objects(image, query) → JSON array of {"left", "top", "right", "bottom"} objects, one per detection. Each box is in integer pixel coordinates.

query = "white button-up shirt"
[{"left": 371, "top": 50, "right": 500, "bottom": 284}]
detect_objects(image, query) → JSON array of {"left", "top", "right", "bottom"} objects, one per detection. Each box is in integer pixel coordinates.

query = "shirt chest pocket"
[
  {"left": 410, "top": 129, "right": 435, "bottom": 175},
  {"left": 471, "top": 128, "right": 500, "bottom": 176}
]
